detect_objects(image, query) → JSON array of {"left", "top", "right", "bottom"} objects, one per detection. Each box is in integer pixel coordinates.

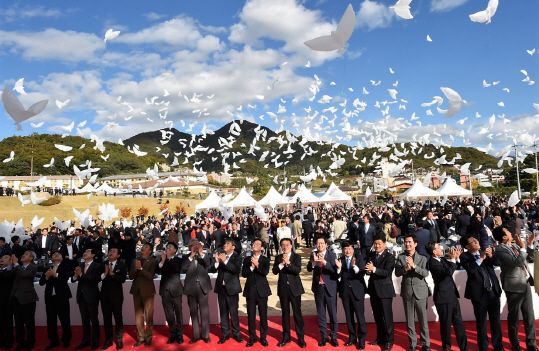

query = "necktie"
[
  {"left": 141, "top": 258, "right": 145, "bottom": 267},
  {"left": 223, "top": 256, "right": 230, "bottom": 286},
  {"left": 109, "top": 263, "right": 113, "bottom": 272},
  {"left": 319, "top": 253, "right": 325, "bottom": 285},
  {"left": 84, "top": 263, "right": 88, "bottom": 274},
  {"left": 53, "top": 265, "right": 57, "bottom": 274},
  {"left": 347, "top": 257, "right": 351, "bottom": 270},
  {"left": 474, "top": 254, "right": 492, "bottom": 289},
  {"left": 510, "top": 245, "right": 532, "bottom": 281}
]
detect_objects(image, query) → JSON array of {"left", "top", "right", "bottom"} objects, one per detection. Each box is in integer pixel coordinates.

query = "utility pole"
[
  {"left": 514, "top": 143, "right": 522, "bottom": 198},
  {"left": 534, "top": 142, "right": 539, "bottom": 197}
]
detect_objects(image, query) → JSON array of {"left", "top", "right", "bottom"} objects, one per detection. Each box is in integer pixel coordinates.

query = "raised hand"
[
  {"left": 282, "top": 254, "right": 290, "bottom": 265},
  {"left": 135, "top": 260, "right": 142, "bottom": 270},
  {"left": 45, "top": 267, "right": 55, "bottom": 278},
  {"left": 74, "top": 266, "right": 82, "bottom": 278},
  {"left": 251, "top": 256, "right": 259, "bottom": 268},
  {"left": 335, "top": 258, "right": 342, "bottom": 270}
]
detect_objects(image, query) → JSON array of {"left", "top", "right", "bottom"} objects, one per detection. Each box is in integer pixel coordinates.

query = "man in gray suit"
[
  {"left": 395, "top": 233, "right": 431, "bottom": 351},
  {"left": 423, "top": 211, "right": 441, "bottom": 243},
  {"left": 9, "top": 251, "right": 39, "bottom": 351},
  {"left": 492, "top": 227, "right": 536, "bottom": 351}
]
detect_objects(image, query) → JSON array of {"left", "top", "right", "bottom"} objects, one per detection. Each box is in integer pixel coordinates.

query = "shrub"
[
  {"left": 159, "top": 204, "right": 169, "bottom": 215},
  {"left": 120, "top": 207, "right": 132, "bottom": 218},
  {"left": 38, "top": 196, "right": 62, "bottom": 206},
  {"left": 175, "top": 204, "right": 186, "bottom": 214},
  {"left": 138, "top": 205, "right": 149, "bottom": 217}
]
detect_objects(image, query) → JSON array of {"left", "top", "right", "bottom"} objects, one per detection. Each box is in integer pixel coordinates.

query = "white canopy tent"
[
  {"left": 319, "top": 182, "right": 353, "bottom": 206},
  {"left": 226, "top": 187, "right": 258, "bottom": 208},
  {"left": 76, "top": 182, "right": 97, "bottom": 193},
  {"left": 436, "top": 178, "right": 472, "bottom": 197},
  {"left": 258, "top": 186, "right": 283, "bottom": 208},
  {"left": 399, "top": 178, "right": 439, "bottom": 199},
  {"left": 280, "top": 184, "right": 320, "bottom": 205},
  {"left": 195, "top": 191, "right": 222, "bottom": 212}
]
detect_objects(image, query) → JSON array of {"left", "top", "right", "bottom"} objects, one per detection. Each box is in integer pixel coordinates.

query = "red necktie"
[{"left": 319, "top": 253, "right": 325, "bottom": 284}]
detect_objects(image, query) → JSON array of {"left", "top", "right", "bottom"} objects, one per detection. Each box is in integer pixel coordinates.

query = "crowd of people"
[{"left": 0, "top": 194, "right": 538, "bottom": 351}]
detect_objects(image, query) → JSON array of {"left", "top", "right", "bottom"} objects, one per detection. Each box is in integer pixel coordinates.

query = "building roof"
[
  {"left": 98, "top": 171, "right": 194, "bottom": 181},
  {"left": 0, "top": 175, "right": 77, "bottom": 181},
  {"left": 119, "top": 178, "right": 219, "bottom": 190}
]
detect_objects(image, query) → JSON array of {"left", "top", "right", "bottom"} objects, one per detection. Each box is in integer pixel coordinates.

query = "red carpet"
[{"left": 27, "top": 318, "right": 538, "bottom": 350}]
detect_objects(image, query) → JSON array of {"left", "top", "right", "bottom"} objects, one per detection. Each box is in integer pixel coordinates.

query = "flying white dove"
[
  {"left": 390, "top": 0, "right": 413, "bottom": 19},
  {"left": 304, "top": 4, "right": 355, "bottom": 54},
  {"left": 440, "top": 87, "right": 467, "bottom": 118},
  {"left": 3, "top": 151, "right": 14, "bottom": 163},
  {"left": 469, "top": 0, "right": 498, "bottom": 24},
  {"left": 104, "top": 29, "right": 121, "bottom": 42},
  {"left": 55, "top": 99, "right": 70, "bottom": 109},
  {"left": 2, "top": 87, "right": 48, "bottom": 130}
]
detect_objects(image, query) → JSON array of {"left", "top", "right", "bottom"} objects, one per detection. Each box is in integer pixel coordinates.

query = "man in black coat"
[
  {"left": 210, "top": 222, "right": 227, "bottom": 249},
  {"left": 100, "top": 248, "right": 127, "bottom": 351},
  {"left": 302, "top": 218, "right": 314, "bottom": 248},
  {"left": 210, "top": 239, "right": 244, "bottom": 344},
  {"left": 423, "top": 211, "right": 441, "bottom": 242},
  {"left": 39, "top": 251, "right": 73, "bottom": 349},
  {"left": 0, "top": 237, "right": 12, "bottom": 257},
  {"left": 242, "top": 239, "right": 272, "bottom": 347},
  {"left": 72, "top": 248, "right": 102, "bottom": 350},
  {"left": 196, "top": 223, "right": 211, "bottom": 249},
  {"left": 38, "top": 229, "right": 57, "bottom": 257},
  {"left": 336, "top": 241, "right": 367, "bottom": 350},
  {"left": 366, "top": 235, "right": 395, "bottom": 351},
  {"left": 60, "top": 236, "right": 79, "bottom": 270},
  {"left": 9, "top": 251, "right": 39, "bottom": 351},
  {"left": 459, "top": 236, "right": 503, "bottom": 351},
  {"left": 181, "top": 239, "right": 212, "bottom": 344},
  {"left": 181, "top": 222, "right": 193, "bottom": 246},
  {"left": 359, "top": 215, "right": 376, "bottom": 257},
  {"left": 272, "top": 238, "right": 306, "bottom": 348},
  {"left": 426, "top": 242, "right": 468, "bottom": 351},
  {"left": 122, "top": 231, "right": 136, "bottom": 271},
  {"left": 0, "top": 254, "right": 14, "bottom": 350},
  {"left": 157, "top": 242, "right": 184, "bottom": 345}
]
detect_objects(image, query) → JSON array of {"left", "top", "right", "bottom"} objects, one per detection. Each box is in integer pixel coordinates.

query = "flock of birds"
[{"left": 1, "top": 0, "right": 538, "bottom": 217}]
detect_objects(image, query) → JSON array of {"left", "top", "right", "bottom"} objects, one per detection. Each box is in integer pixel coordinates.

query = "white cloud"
[
  {"left": 142, "top": 12, "right": 168, "bottom": 21},
  {"left": 356, "top": 0, "right": 395, "bottom": 30},
  {"left": 1, "top": 5, "right": 64, "bottom": 22},
  {"left": 0, "top": 29, "right": 104, "bottom": 62},
  {"left": 430, "top": 0, "right": 468, "bottom": 12}
]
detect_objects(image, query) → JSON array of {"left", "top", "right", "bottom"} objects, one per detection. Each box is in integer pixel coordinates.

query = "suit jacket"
[
  {"left": 366, "top": 250, "right": 396, "bottom": 299},
  {"left": 242, "top": 255, "right": 272, "bottom": 299},
  {"left": 359, "top": 222, "right": 376, "bottom": 248},
  {"left": 0, "top": 245, "right": 12, "bottom": 257},
  {"left": 428, "top": 257, "right": 459, "bottom": 304},
  {"left": 182, "top": 254, "right": 212, "bottom": 296},
  {"left": 415, "top": 229, "right": 431, "bottom": 259},
  {"left": 347, "top": 222, "right": 359, "bottom": 244},
  {"left": 455, "top": 214, "right": 472, "bottom": 237},
  {"left": 460, "top": 251, "right": 502, "bottom": 301},
  {"left": 307, "top": 250, "right": 338, "bottom": 296},
  {"left": 39, "top": 261, "right": 72, "bottom": 304},
  {"left": 152, "top": 227, "right": 161, "bottom": 240},
  {"left": 60, "top": 244, "right": 79, "bottom": 261},
  {"left": 272, "top": 252, "right": 305, "bottom": 297},
  {"left": 395, "top": 252, "right": 430, "bottom": 300},
  {"left": 494, "top": 243, "right": 534, "bottom": 293},
  {"left": 211, "top": 230, "right": 227, "bottom": 249},
  {"left": 157, "top": 256, "right": 183, "bottom": 298},
  {"left": 423, "top": 219, "right": 441, "bottom": 242},
  {"left": 101, "top": 260, "right": 127, "bottom": 302},
  {"left": 210, "top": 251, "right": 242, "bottom": 295},
  {"left": 9, "top": 263, "right": 39, "bottom": 304},
  {"left": 181, "top": 227, "right": 193, "bottom": 245},
  {"left": 0, "top": 266, "right": 14, "bottom": 302},
  {"left": 129, "top": 256, "right": 157, "bottom": 297},
  {"left": 337, "top": 253, "right": 366, "bottom": 300},
  {"left": 196, "top": 230, "right": 211, "bottom": 249},
  {"left": 38, "top": 234, "right": 56, "bottom": 255},
  {"left": 72, "top": 261, "right": 101, "bottom": 304}
]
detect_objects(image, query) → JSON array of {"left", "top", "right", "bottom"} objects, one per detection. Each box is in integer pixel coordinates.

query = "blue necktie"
[{"left": 347, "top": 258, "right": 351, "bottom": 270}]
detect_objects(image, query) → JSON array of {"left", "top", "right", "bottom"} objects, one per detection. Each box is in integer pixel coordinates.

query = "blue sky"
[{"left": 0, "top": 0, "right": 538, "bottom": 158}]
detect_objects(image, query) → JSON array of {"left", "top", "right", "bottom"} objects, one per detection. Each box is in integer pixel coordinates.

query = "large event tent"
[
  {"left": 226, "top": 187, "right": 258, "bottom": 208},
  {"left": 195, "top": 191, "right": 222, "bottom": 211},
  {"left": 319, "top": 182, "right": 353, "bottom": 206},
  {"left": 436, "top": 178, "right": 472, "bottom": 197},
  {"left": 399, "top": 178, "right": 439, "bottom": 199},
  {"left": 258, "top": 186, "right": 283, "bottom": 208},
  {"left": 280, "top": 184, "right": 320, "bottom": 205}
]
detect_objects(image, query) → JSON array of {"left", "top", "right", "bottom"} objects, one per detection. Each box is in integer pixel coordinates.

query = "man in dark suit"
[
  {"left": 182, "top": 238, "right": 212, "bottom": 344},
  {"left": 0, "top": 237, "right": 12, "bottom": 257},
  {"left": 157, "top": 242, "right": 183, "bottom": 345},
  {"left": 181, "top": 222, "right": 193, "bottom": 246},
  {"left": 151, "top": 222, "right": 161, "bottom": 241},
  {"left": 347, "top": 215, "right": 360, "bottom": 249},
  {"left": 336, "top": 241, "right": 367, "bottom": 350},
  {"left": 459, "top": 236, "right": 503, "bottom": 351},
  {"left": 272, "top": 238, "right": 306, "bottom": 348},
  {"left": 72, "top": 248, "right": 101, "bottom": 350},
  {"left": 38, "top": 229, "right": 56, "bottom": 257},
  {"left": 39, "top": 251, "right": 73, "bottom": 350},
  {"left": 307, "top": 237, "right": 339, "bottom": 347},
  {"left": 366, "top": 235, "right": 395, "bottom": 351},
  {"left": 302, "top": 218, "right": 314, "bottom": 248},
  {"left": 129, "top": 243, "right": 157, "bottom": 348},
  {"left": 359, "top": 215, "right": 375, "bottom": 257},
  {"left": 122, "top": 230, "right": 136, "bottom": 271},
  {"left": 210, "top": 239, "right": 244, "bottom": 344},
  {"left": 60, "top": 235, "right": 79, "bottom": 270},
  {"left": 210, "top": 222, "right": 227, "bottom": 249},
  {"left": 414, "top": 220, "right": 431, "bottom": 259},
  {"left": 426, "top": 242, "right": 468, "bottom": 351},
  {"left": 423, "top": 211, "right": 441, "bottom": 242},
  {"left": 100, "top": 248, "right": 127, "bottom": 351},
  {"left": 10, "top": 251, "right": 39, "bottom": 351},
  {"left": 196, "top": 223, "right": 211, "bottom": 249},
  {"left": 492, "top": 227, "right": 536, "bottom": 351},
  {"left": 0, "top": 254, "right": 15, "bottom": 350},
  {"left": 395, "top": 234, "right": 430, "bottom": 351},
  {"left": 242, "top": 239, "right": 271, "bottom": 347}
]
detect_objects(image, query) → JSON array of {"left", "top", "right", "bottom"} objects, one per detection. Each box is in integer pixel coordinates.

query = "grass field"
[{"left": 0, "top": 195, "right": 201, "bottom": 228}]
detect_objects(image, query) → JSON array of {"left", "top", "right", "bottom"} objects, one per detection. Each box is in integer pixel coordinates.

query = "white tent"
[
  {"left": 399, "top": 178, "right": 439, "bottom": 198},
  {"left": 436, "top": 178, "right": 472, "bottom": 197},
  {"left": 195, "top": 191, "right": 222, "bottom": 211},
  {"left": 280, "top": 184, "right": 320, "bottom": 205},
  {"left": 319, "top": 182, "right": 353, "bottom": 205},
  {"left": 258, "top": 186, "right": 283, "bottom": 208},
  {"left": 226, "top": 187, "right": 258, "bottom": 208},
  {"left": 76, "top": 182, "right": 97, "bottom": 193}
]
